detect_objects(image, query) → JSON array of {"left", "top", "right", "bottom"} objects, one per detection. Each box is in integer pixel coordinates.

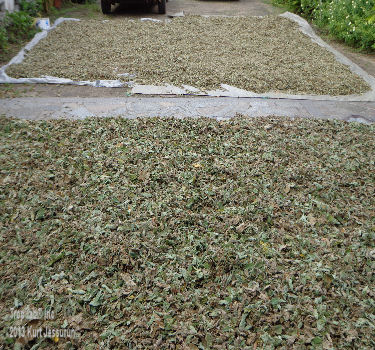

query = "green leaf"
[
  {"left": 274, "top": 324, "right": 283, "bottom": 335},
  {"left": 47, "top": 252, "right": 65, "bottom": 266},
  {"left": 317, "top": 318, "right": 325, "bottom": 331},
  {"left": 311, "top": 336, "right": 322, "bottom": 345},
  {"left": 239, "top": 312, "right": 248, "bottom": 330},
  {"left": 90, "top": 292, "right": 103, "bottom": 307}
]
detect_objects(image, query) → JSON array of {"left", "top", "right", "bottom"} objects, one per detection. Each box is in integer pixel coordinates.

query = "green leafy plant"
[
  {"left": 273, "top": 0, "right": 375, "bottom": 51},
  {"left": 368, "top": 6, "right": 375, "bottom": 23},
  {"left": 19, "top": 0, "right": 43, "bottom": 17},
  {"left": 0, "top": 26, "right": 8, "bottom": 52},
  {"left": 3, "top": 11, "right": 38, "bottom": 43},
  {"left": 0, "top": 10, "right": 39, "bottom": 58}
]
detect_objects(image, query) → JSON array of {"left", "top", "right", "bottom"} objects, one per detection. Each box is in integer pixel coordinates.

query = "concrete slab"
[{"left": 1, "top": 97, "right": 374, "bottom": 123}]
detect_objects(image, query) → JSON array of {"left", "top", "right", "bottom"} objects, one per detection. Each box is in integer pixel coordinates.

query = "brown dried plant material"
[
  {"left": 1, "top": 116, "right": 375, "bottom": 348},
  {"left": 6, "top": 16, "right": 370, "bottom": 95}
]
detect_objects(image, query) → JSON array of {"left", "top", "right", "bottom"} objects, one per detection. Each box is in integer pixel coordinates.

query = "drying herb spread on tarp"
[
  {"left": 1, "top": 116, "right": 374, "bottom": 348},
  {"left": 6, "top": 16, "right": 370, "bottom": 95}
]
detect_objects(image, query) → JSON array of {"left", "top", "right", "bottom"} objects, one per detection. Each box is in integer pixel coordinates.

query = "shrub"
[
  {"left": 273, "top": 0, "right": 375, "bottom": 51},
  {"left": 0, "top": 0, "right": 42, "bottom": 56},
  {"left": 0, "top": 26, "right": 8, "bottom": 52},
  {"left": 0, "top": 10, "right": 39, "bottom": 54},
  {"left": 3, "top": 11, "right": 38, "bottom": 43},
  {"left": 19, "top": 0, "right": 43, "bottom": 17},
  {"left": 316, "top": 0, "right": 375, "bottom": 50}
]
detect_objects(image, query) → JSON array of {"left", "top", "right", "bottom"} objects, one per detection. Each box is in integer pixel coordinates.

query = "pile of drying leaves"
[
  {"left": 6, "top": 16, "right": 370, "bottom": 96},
  {"left": 0, "top": 116, "right": 374, "bottom": 349}
]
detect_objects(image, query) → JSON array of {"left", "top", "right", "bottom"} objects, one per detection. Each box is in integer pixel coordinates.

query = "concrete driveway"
[{"left": 149, "top": 0, "right": 280, "bottom": 16}]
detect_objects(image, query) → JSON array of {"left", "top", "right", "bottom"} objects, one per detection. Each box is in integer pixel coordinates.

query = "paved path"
[
  {"left": 113, "top": 0, "right": 282, "bottom": 17},
  {"left": 1, "top": 97, "right": 374, "bottom": 123}
]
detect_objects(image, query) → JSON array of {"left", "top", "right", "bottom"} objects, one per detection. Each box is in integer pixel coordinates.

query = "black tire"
[
  {"left": 158, "top": 0, "right": 166, "bottom": 14},
  {"left": 101, "top": 0, "right": 111, "bottom": 14}
]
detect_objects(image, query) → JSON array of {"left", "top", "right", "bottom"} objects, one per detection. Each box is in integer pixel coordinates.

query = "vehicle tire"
[
  {"left": 101, "top": 0, "right": 111, "bottom": 14},
  {"left": 158, "top": 0, "right": 166, "bottom": 14}
]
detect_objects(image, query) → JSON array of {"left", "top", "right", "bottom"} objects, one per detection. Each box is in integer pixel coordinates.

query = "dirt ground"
[{"left": 0, "top": 0, "right": 374, "bottom": 98}]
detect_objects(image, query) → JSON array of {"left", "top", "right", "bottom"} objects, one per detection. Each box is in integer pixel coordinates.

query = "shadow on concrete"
[
  {"left": 109, "top": 1, "right": 159, "bottom": 16},
  {"left": 198, "top": 0, "right": 240, "bottom": 2}
]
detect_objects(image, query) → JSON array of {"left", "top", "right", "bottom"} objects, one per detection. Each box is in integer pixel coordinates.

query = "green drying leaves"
[
  {"left": 0, "top": 115, "right": 374, "bottom": 348},
  {"left": 6, "top": 16, "right": 370, "bottom": 95}
]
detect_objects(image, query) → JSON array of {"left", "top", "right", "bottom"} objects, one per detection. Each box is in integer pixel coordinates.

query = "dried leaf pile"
[
  {"left": 6, "top": 16, "right": 370, "bottom": 95},
  {"left": 0, "top": 116, "right": 374, "bottom": 349}
]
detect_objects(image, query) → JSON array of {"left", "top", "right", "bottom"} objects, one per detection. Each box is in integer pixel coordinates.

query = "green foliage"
[
  {"left": 273, "top": 0, "right": 375, "bottom": 51},
  {"left": 3, "top": 11, "right": 38, "bottom": 43},
  {"left": 369, "top": 6, "right": 375, "bottom": 23},
  {"left": 71, "top": 0, "right": 98, "bottom": 4},
  {"left": 19, "top": 0, "right": 43, "bottom": 17},
  {"left": 0, "top": 0, "right": 42, "bottom": 53},
  {"left": 280, "top": 0, "right": 303, "bottom": 12},
  {"left": 0, "top": 26, "right": 8, "bottom": 52},
  {"left": 0, "top": 10, "right": 39, "bottom": 53}
]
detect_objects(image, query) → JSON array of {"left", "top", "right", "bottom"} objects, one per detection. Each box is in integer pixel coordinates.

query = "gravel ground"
[{"left": 6, "top": 16, "right": 370, "bottom": 95}]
